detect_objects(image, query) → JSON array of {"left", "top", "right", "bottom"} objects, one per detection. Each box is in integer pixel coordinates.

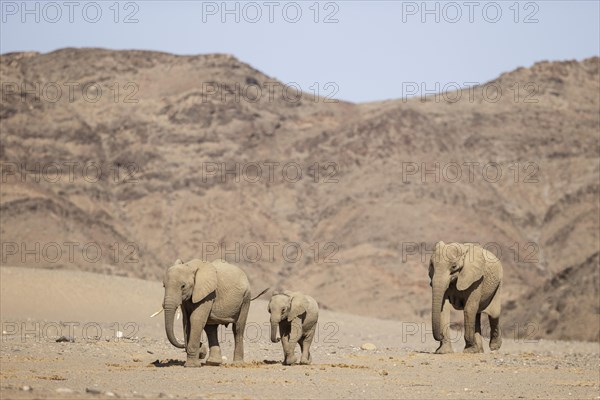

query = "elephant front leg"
[
  {"left": 204, "top": 325, "right": 222, "bottom": 366},
  {"left": 463, "top": 297, "right": 483, "bottom": 353},
  {"left": 185, "top": 301, "right": 212, "bottom": 367},
  {"left": 184, "top": 307, "right": 207, "bottom": 360},
  {"left": 435, "top": 299, "right": 453, "bottom": 354},
  {"left": 280, "top": 322, "right": 297, "bottom": 365},
  {"left": 281, "top": 335, "right": 297, "bottom": 365},
  {"left": 199, "top": 342, "right": 208, "bottom": 360},
  {"left": 474, "top": 312, "right": 483, "bottom": 350},
  {"left": 299, "top": 325, "right": 315, "bottom": 365}
]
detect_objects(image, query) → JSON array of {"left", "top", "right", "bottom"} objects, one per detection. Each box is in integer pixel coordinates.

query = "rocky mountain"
[
  {"left": 0, "top": 49, "right": 598, "bottom": 341},
  {"left": 505, "top": 252, "right": 599, "bottom": 342}
]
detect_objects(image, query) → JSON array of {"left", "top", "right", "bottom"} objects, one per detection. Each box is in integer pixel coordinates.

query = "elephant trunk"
[
  {"left": 270, "top": 318, "right": 280, "bottom": 343},
  {"left": 431, "top": 277, "right": 448, "bottom": 342},
  {"left": 164, "top": 294, "right": 185, "bottom": 349}
]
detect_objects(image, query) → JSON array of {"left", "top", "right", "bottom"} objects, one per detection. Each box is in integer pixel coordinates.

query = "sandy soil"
[{"left": 1, "top": 267, "right": 598, "bottom": 399}]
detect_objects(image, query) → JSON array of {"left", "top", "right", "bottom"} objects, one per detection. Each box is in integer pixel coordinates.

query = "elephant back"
[{"left": 211, "top": 259, "right": 251, "bottom": 294}]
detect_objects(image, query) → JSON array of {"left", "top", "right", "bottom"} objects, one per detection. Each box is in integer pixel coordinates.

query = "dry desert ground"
[{"left": 1, "top": 266, "right": 598, "bottom": 399}]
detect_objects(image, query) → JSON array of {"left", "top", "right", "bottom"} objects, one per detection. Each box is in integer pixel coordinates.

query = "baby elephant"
[{"left": 268, "top": 291, "right": 319, "bottom": 365}]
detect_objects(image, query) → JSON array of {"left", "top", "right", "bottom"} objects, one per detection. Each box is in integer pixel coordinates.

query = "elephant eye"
[{"left": 181, "top": 284, "right": 185, "bottom": 289}]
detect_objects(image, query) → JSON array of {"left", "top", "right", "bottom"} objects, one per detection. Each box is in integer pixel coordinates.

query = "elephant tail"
[{"left": 251, "top": 287, "right": 269, "bottom": 301}]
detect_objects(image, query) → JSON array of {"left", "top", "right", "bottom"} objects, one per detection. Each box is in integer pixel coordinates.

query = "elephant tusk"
[
  {"left": 151, "top": 306, "right": 180, "bottom": 319},
  {"left": 150, "top": 308, "right": 164, "bottom": 318}
]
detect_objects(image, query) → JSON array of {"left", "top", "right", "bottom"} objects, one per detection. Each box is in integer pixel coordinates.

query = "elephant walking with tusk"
[
  {"left": 161, "top": 258, "right": 268, "bottom": 367},
  {"left": 429, "top": 241, "right": 503, "bottom": 354}
]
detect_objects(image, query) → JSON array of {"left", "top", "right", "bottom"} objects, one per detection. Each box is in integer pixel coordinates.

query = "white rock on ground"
[{"left": 361, "top": 343, "right": 377, "bottom": 351}]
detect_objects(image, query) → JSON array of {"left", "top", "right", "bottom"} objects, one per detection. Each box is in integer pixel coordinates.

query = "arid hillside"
[
  {"left": 505, "top": 251, "right": 600, "bottom": 342},
  {"left": 0, "top": 49, "right": 598, "bottom": 340}
]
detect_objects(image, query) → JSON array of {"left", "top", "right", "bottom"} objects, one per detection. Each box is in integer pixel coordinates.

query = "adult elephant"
[
  {"left": 429, "top": 241, "right": 503, "bottom": 354},
  {"left": 162, "top": 259, "right": 267, "bottom": 367}
]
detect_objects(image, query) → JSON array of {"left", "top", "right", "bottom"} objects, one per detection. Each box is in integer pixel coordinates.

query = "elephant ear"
[
  {"left": 287, "top": 293, "right": 309, "bottom": 321},
  {"left": 191, "top": 261, "right": 218, "bottom": 303},
  {"left": 444, "top": 242, "right": 462, "bottom": 265},
  {"left": 432, "top": 241, "right": 446, "bottom": 263},
  {"left": 456, "top": 244, "right": 484, "bottom": 291}
]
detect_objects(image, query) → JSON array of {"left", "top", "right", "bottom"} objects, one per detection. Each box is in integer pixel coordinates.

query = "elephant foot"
[
  {"left": 434, "top": 342, "right": 453, "bottom": 354},
  {"left": 300, "top": 353, "right": 312, "bottom": 365},
  {"left": 199, "top": 343, "right": 208, "bottom": 360},
  {"left": 185, "top": 357, "right": 202, "bottom": 368},
  {"left": 205, "top": 346, "right": 223, "bottom": 366},
  {"left": 463, "top": 345, "right": 484, "bottom": 354},
  {"left": 490, "top": 337, "right": 502, "bottom": 351},
  {"left": 283, "top": 356, "right": 297, "bottom": 365},
  {"left": 205, "top": 354, "right": 223, "bottom": 366},
  {"left": 475, "top": 333, "right": 483, "bottom": 350}
]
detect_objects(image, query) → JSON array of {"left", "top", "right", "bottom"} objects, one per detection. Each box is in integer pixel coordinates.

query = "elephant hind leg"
[
  {"left": 488, "top": 315, "right": 502, "bottom": 351},
  {"left": 232, "top": 300, "right": 250, "bottom": 363}
]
